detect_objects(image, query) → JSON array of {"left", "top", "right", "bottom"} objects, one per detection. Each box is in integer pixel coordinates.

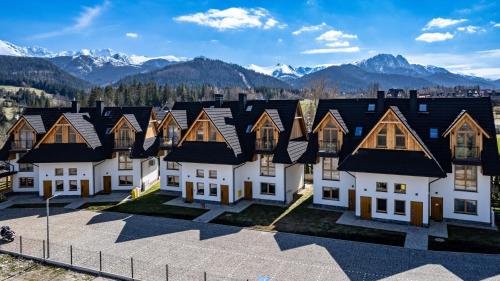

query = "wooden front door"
[
  {"left": 348, "top": 189, "right": 356, "bottom": 211},
  {"left": 221, "top": 185, "right": 229, "bottom": 205},
  {"left": 431, "top": 197, "right": 443, "bottom": 221},
  {"left": 103, "top": 176, "right": 112, "bottom": 194},
  {"left": 43, "top": 181, "right": 52, "bottom": 199},
  {"left": 360, "top": 196, "right": 371, "bottom": 220},
  {"left": 411, "top": 201, "right": 424, "bottom": 227},
  {"left": 185, "top": 182, "right": 193, "bottom": 203},
  {"left": 81, "top": 180, "right": 90, "bottom": 198},
  {"left": 244, "top": 181, "right": 252, "bottom": 200}
]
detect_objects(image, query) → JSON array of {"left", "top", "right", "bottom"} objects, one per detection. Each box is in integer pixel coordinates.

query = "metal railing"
[
  {"left": 319, "top": 141, "right": 339, "bottom": 153},
  {"left": 454, "top": 146, "right": 480, "bottom": 160},
  {"left": 114, "top": 138, "right": 134, "bottom": 149},
  {"left": 10, "top": 140, "right": 34, "bottom": 151},
  {"left": 255, "top": 139, "right": 276, "bottom": 151},
  {"left": 160, "top": 137, "right": 179, "bottom": 148}
]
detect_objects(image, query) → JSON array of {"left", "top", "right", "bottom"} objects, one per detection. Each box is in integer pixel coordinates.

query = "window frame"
[
  {"left": 376, "top": 182, "right": 387, "bottom": 192},
  {"left": 454, "top": 165, "right": 477, "bottom": 192},
  {"left": 376, "top": 125, "right": 387, "bottom": 148},
  {"left": 209, "top": 170, "right": 217, "bottom": 179},
  {"left": 209, "top": 183, "right": 217, "bottom": 196},
  {"left": 118, "top": 175, "right": 133, "bottom": 186},
  {"left": 322, "top": 186, "right": 340, "bottom": 201},
  {"left": 18, "top": 177, "right": 34, "bottom": 188},
  {"left": 394, "top": 125, "right": 406, "bottom": 149},
  {"left": 394, "top": 200, "right": 406, "bottom": 215},
  {"left": 118, "top": 152, "right": 133, "bottom": 170},
  {"left": 322, "top": 157, "right": 340, "bottom": 181},
  {"left": 55, "top": 168, "right": 64, "bottom": 176},
  {"left": 69, "top": 180, "right": 78, "bottom": 191},
  {"left": 260, "top": 182, "right": 276, "bottom": 195},
  {"left": 19, "top": 163, "right": 34, "bottom": 172},
  {"left": 196, "top": 169, "right": 204, "bottom": 178},
  {"left": 68, "top": 127, "right": 77, "bottom": 143},
  {"left": 260, "top": 155, "right": 276, "bottom": 177},
  {"left": 166, "top": 161, "right": 179, "bottom": 170},
  {"left": 454, "top": 199, "right": 477, "bottom": 215},
  {"left": 429, "top": 128, "right": 438, "bottom": 139},
  {"left": 376, "top": 198, "right": 387, "bottom": 213},
  {"left": 167, "top": 175, "right": 179, "bottom": 187},
  {"left": 196, "top": 182, "right": 205, "bottom": 195},
  {"left": 54, "top": 126, "right": 63, "bottom": 143},
  {"left": 68, "top": 168, "right": 77, "bottom": 176},
  {"left": 55, "top": 180, "right": 64, "bottom": 191},
  {"left": 394, "top": 183, "right": 406, "bottom": 194}
]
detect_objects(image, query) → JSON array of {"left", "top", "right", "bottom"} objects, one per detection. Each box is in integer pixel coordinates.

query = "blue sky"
[{"left": 1, "top": 0, "right": 500, "bottom": 78}]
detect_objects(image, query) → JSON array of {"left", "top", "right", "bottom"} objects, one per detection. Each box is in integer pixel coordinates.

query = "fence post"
[
  {"left": 131, "top": 257, "right": 134, "bottom": 280},
  {"left": 166, "top": 264, "right": 169, "bottom": 281},
  {"left": 19, "top": 236, "right": 22, "bottom": 255},
  {"left": 99, "top": 251, "right": 102, "bottom": 273},
  {"left": 42, "top": 240, "right": 45, "bottom": 260},
  {"left": 70, "top": 245, "right": 73, "bottom": 266},
  {"left": 204, "top": 271, "right": 207, "bottom": 281}
]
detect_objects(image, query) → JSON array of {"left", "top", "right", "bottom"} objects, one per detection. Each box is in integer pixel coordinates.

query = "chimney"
[
  {"left": 409, "top": 90, "right": 418, "bottom": 116},
  {"left": 214, "top": 94, "right": 223, "bottom": 108},
  {"left": 95, "top": 100, "right": 104, "bottom": 115},
  {"left": 377, "top": 91, "right": 385, "bottom": 113},
  {"left": 238, "top": 93, "right": 247, "bottom": 112},
  {"left": 71, "top": 99, "right": 80, "bottom": 113}
]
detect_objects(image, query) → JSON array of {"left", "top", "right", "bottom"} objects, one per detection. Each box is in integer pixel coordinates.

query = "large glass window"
[
  {"left": 322, "top": 157, "right": 339, "bottom": 180},
  {"left": 454, "top": 199, "right": 477, "bottom": 215},
  {"left": 454, "top": 165, "right": 477, "bottom": 191},
  {"left": 456, "top": 122, "right": 475, "bottom": 148},
  {"left": 260, "top": 155, "right": 275, "bottom": 176},
  {"left": 395, "top": 126, "right": 406, "bottom": 148},
  {"left": 119, "top": 175, "right": 133, "bottom": 186},
  {"left": 260, "top": 183, "right": 275, "bottom": 195},
  {"left": 167, "top": 175, "right": 179, "bottom": 187},
  {"left": 166, "top": 162, "right": 179, "bottom": 170},
  {"left": 208, "top": 125, "right": 217, "bottom": 141},
  {"left": 19, "top": 163, "right": 33, "bottom": 172},
  {"left": 118, "top": 152, "right": 133, "bottom": 170},
  {"left": 376, "top": 198, "right": 387, "bottom": 213},
  {"left": 54, "top": 126, "right": 63, "bottom": 143},
  {"left": 165, "top": 121, "right": 180, "bottom": 144},
  {"left": 19, "top": 177, "right": 34, "bottom": 188},
  {"left": 322, "top": 187, "right": 339, "bottom": 200},
  {"left": 68, "top": 128, "right": 77, "bottom": 143}
]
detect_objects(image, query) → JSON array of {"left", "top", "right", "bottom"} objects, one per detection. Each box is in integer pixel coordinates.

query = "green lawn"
[
  {"left": 212, "top": 191, "right": 406, "bottom": 246},
  {"left": 429, "top": 224, "right": 500, "bottom": 254},
  {"left": 497, "top": 136, "right": 500, "bottom": 154},
  {"left": 80, "top": 184, "right": 207, "bottom": 220}
]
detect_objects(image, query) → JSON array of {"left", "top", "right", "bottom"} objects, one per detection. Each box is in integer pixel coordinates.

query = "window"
[
  {"left": 322, "top": 157, "right": 339, "bottom": 180},
  {"left": 367, "top": 103, "right": 376, "bottom": 112},
  {"left": 69, "top": 168, "right": 77, "bottom": 176},
  {"left": 395, "top": 126, "right": 406, "bottom": 148},
  {"left": 209, "top": 183, "right": 217, "bottom": 196},
  {"left": 196, "top": 182, "right": 204, "bottom": 195},
  {"left": 68, "top": 128, "right": 76, "bottom": 143},
  {"left": 208, "top": 125, "right": 217, "bottom": 141},
  {"left": 354, "top": 127, "right": 363, "bottom": 137},
  {"left": 19, "top": 163, "right": 33, "bottom": 172},
  {"left": 55, "top": 168, "right": 63, "bottom": 176},
  {"left": 418, "top": 104, "right": 427, "bottom": 112},
  {"left": 196, "top": 169, "right": 204, "bottom": 178},
  {"left": 376, "top": 182, "right": 387, "bottom": 192},
  {"left": 322, "top": 120, "right": 338, "bottom": 151},
  {"left": 394, "top": 183, "right": 406, "bottom": 194},
  {"left": 429, "top": 128, "right": 438, "bottom": 139},
  {"left": 376, "top": 125, "right": 387, "bottom": 148},
  {"left": 260, "top": 183, "right": 276, "bottom": 195},
  {"left": 456, "top": 122, "right": 476, "bottom": 148},
  {"left": 246, "top": 105, "right": 253, "bottom": 112},
  {"left": 376, "top": 198, "right": 387, "bottom": 213},
  {"left": 118, "top": 152, "right": 133, "bottom": 170},
  {"left": 259, "top": 120, "right": 275, "bottom": 148},
  {"left": 260, "top": 155, "right": 275, "bottom": 176},
  {"left": 196, "top": 126, "right": 204, "bottom": 141},
  {"left": 454, "top": 165, "right": 477, "bottom": 191},
  {"left": 322, "top": 187, "right": 339, "bottom": 200},
  {"left": 118, "top": 123, "right": 133, "bottom": 146},
  {"left": 69, "top": 180, "right": 78, "bottom": 191},
  {"left": 454, "top": 199, "right": 477, "bottom": 215},
  {"left": 165, "top": 121, "right": 180, "bottom": 144},
  {"left": 167, "top": 175, "right": 179, "bottom": 187},
  {"left": 119, "top": 175, "right": 133, "bottom": 186},
  {"left": 167, "top": 162, "right": 179, "bottom": 170},
  {"left": 55, "top": 180, "right": 64, "bottom": 191},
  {"left": 394, "top": 200, "right": 405, "bottom": 215},
  {"left": 19, "top": 177, "right": 34, "bottom": 188},
  {"left": 54, "top": 126, "right": 63, "bottom": 143},
  {"left": 209, "top": 170, "right": 217, "bottom": 179}
]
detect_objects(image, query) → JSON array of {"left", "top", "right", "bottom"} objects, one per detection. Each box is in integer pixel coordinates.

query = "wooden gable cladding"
[
  {"left": 8, "top": 118, "right": 36, "bottom": 143},
  {"left": 146, "top": 121, "right": 157, "bottom": 138},
  {"left": 180, "top": 111, "right": 224, "bottom": 143},
  {"left": 37, "top": 116, "right": 86, "bottom": 146},
  {"left": 354, "top": 109, "right": 428, "bottom": 157},
  {"left": 158, "top": 113, "right": 181, "bottom": 135},
  {"left": 251, "top": 111, "right": 279, "bottom": 146},
  {"left": 111, "top": 116, "right": 136, "bottom": 143},
  {"left": 443, "top": 112, "right": 490, "bottom": 157},
  {"left": 312, "top": 112, "right": 346, "bottom": 148},
  {"left": 290, "top": 104, "right": 308, "bottom": 140}
]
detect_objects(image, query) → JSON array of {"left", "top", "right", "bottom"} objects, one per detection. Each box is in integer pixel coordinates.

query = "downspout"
[
  {"left": 232, "top": 162, "right": 245, "bottom": 203},
  {"left": 284, "top": 163, "right": 294, "bottom": 204},
  {"left": 92, "top": 160, "right": 106, "bottom": 195},
  {"left": 346, "top": 171, "right": 356, "bottom": 190}
]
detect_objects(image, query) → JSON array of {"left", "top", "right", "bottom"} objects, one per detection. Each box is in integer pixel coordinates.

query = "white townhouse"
[
  {"left": 161, "top": 94, "right": 308, "bottom": 205},
  {"left": 0, "top": 100, "right": 159, "bottom": 198},
  {"left": 301, "top": 91, "right": 500, "bottom": 226}
]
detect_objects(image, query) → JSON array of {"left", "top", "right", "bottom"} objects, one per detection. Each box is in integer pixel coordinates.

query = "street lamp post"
[{"left": 46, "top": 193, "right": 60, "bottom": 258}]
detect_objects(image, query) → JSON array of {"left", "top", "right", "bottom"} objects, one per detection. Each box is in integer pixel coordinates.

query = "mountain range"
[{"left": 0, "top": 39, "right": 499, "bottom": 91}]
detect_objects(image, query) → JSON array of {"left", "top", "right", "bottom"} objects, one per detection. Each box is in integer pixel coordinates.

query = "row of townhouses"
[{"left": 1, "top": 92, "right": 499, "bottom": 227}]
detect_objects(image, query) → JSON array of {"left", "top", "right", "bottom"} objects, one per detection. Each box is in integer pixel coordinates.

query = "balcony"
[
  {"left": 10, "top": 140, "right": 34, "bottom": 151},
  {"left": 453, "top": 146, "right": 480, "bottom": 162},
  {"left": 255, "top": 139, "right": 276, "bottom": 152},
  {"left": 319, "top": 140, "right": 339, "bottom": 154},
  {"left": 114, "top": 138, "right": 134, "bottom": 150},
  {"left": 160, "top": 137, "right": 179, "bottom": 148}
]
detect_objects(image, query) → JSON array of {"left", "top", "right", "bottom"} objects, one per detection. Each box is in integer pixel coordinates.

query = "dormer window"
[
  {"left": 376, "top": 125, "right": 387, "bottom": 148},
  {"left": 162, "top": 120, "right": 181, "bottom": 147},
  {"left": 68, "top": 128, "right": 77, "bottom": 143},
  {"left": 16, "top": 124, "right": 35, "bottom": 149},
  {"left": 55, "top": 127, "right": 63, "bottom": 143},
  {"left": 208, "top": 125, "right": 217, "bottom": 141},
  {"left": 196, "top": 126, "right": 204, "bottom": 141},
  {"left": 321, "top": 120, "right": 339, "bottom": 152},
  {"left": 395, "top": 126, "right": 406, "bottom": 148},
  {"left": 367, "top": 104, "right": 376, "bottom": 112},
  {"left": 116, "top": 123, "right": 134, "bottom": 148},
  {"left": 418, "top": 104, "right": 428, "bottom": 112},
  {"left": 258, "top": 120, "right": 275, "bottom": 151},
  {"left": 455, "top": 122, "right": 477, "bottom": 159}
]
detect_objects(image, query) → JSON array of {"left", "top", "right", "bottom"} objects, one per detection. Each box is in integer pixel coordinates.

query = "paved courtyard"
[{"left": 0, "top": 208, "right": 499, "bottom": 281}]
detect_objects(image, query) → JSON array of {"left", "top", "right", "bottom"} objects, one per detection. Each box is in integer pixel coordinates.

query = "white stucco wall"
[
  {"left": 94, "top": 156, "right": 157, "bottom": 192},
  {"left": 355, "top": 172, "right": 430, "bottom": 224},
  {"left": 141, "top": 157, "right": 159, "bottom": 189},
  {"left": 10, "top": 153, "right": 39, "bottom": 193},
  {"left": 313, "top": 157, "right": 355, "bottom": 208},
  {"left": 37, "top": 162, "right": 94, "bottom": 196},
  {"left": 160, "top": 159, "right": 181, "bottom": 192},
  {"left": 180, "top": 162, "right": 234, "bottom": 203},
  {"left": 430, "top": 165, "right": 491, "bottom": 223},
  {"left": 285, "top": 163, "right": 304, "bottom": 203}
]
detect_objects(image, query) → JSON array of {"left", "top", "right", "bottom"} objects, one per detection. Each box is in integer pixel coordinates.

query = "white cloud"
[
  {"left": 173, "top": 7, "right": 284, "bottom": 31},
  {"left": 457, "top": 25, "right": 484, "bottom": 33},
  {"left": 316, "top": 29, "right": 357, "bottom": 41},
  {"left": 422, "top": 17, "right": 467, "bottom": 30},
  {"left": 292, "top": 22, "right": 327, "bottom": 35},
  {"left": 301, "top": 47, "right": 360, "bottom": 54},
  {"left": 125, "top": 32, "right": 138, "bottom": 38},
  {"left": 325, "top": 41, "right": 350, "bottom": 47},
  {"left": 492, "top": 22, "right": 500, "bottom": 27},
  {"left": 33, "top": 1, "right": 110, "bottom": 39},
  {"left": 415, "top": 32, "right": 454, "bottom": 43}
]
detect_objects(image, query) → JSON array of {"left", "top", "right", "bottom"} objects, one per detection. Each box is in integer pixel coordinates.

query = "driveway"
[{"left": 0, "top": 208, "right": 499, "bottom": 281}]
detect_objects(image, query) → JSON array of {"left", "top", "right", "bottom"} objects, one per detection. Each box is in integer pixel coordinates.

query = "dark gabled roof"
[
  {"left": 286, "top": 140, "right": 309, "bottom": 163},
  {"left": 123, "top": 114, "right": 143, "bottom": 133},
  {"left": 338, "top": 149, "right": 446, "bottom": 178},
  {"left": 204, "top": 107, "right": 242, "bottom": 155},
  {"left": 171, "top": 110, "right": 188, "bottom": 129},
  {"left": 165, "top": 142, "right": 244, "bottom": 165},
  {"left": 18, "top": 144, "right": 107, "bottom": 163},
  {"left": 265, "top": 109, "right": 284, "bottom": 131},
  {"left": 63, "top": 113, "right": 102, "bottom": 149},
  {"left": 23, "top": 115, "right": 46, "bottom": 134},
  {"left": 329, "top": 109, "right": 349, "bottom": 134}
]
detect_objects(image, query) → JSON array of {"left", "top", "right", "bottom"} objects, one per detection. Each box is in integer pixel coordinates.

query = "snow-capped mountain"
[
  {"left": 0, "top": 39, "right": 54, "bottom": 57},
  {"left": 355, "top": 54, "right": 449, "bottom": 77},
  {"left": 248, "top": 63, "right": 325, "bottom": 81}
]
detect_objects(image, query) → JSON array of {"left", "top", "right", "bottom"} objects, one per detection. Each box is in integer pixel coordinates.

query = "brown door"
[
  {"left": 430, "top": 197, "right": 443, "bottom": 221},
  {"left": 411, "top": 201, "right": 424, "bottom": 227},
  {"left": 221, "top": 185, "right": 229, "bottom": 205},
  {"left": 348, "top": 189, "right": 356, "bottom": 211},
  {"left": 360, "top": 196, "right": 371, "bottom": 220},
  {"left": 185, "top": 182, "right": 193, "bottom": 203},
  {"left": 244, "top": 181, "right": 252, "bottom": 200},
  {"left": 81, "top": 180, "right": 90, "bottom": 198},
  {"left": 103, "top": 176, "right": 112, "bottom": 194},
  {"left": 43, "top": 181, "right": 52, "bottom": 199}
]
